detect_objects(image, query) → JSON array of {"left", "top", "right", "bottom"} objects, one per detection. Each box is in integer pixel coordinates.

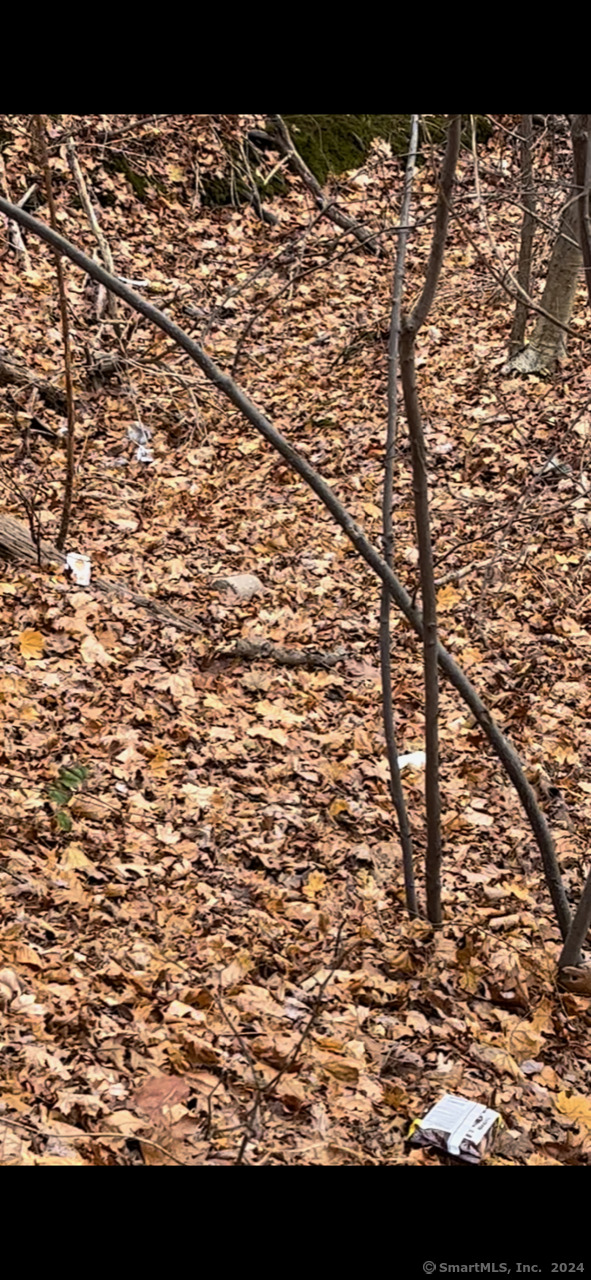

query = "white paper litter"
[
  {"left": 127, "top": 422, "right": 154, "bottom": 463},
  {"left": 411, "top": 1094, "right": 502, "bottom": 1162},
  {"left": 65, "top": 553, "right": 91, "bottom": 586},
  {"left": 397, "top": 751, "right": 427, "bottom": 770}
]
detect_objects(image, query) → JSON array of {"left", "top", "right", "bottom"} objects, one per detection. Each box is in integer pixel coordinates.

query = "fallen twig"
[
  {"left": 229, "top": 638, "right": 346, "bottom": 670},
  {"left": 433, "top": 557, "right": 492, "bottom": 587},
  {"left": 65, "top": 136, "right": 119, "bottom": 322},
  {"left": 0, "top": 156, "right": 31, "bottom": 270}
]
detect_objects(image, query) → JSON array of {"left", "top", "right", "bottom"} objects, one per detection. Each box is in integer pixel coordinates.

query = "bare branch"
[
  {"left": 32, "top": 116, "right": 76, "bottom": 552},
  {"left": 0, "top": 192, "right": 573, "bottom": 948},
  {"left": 508, "top": 114, "right": 536, "bottom": 356},
  {"left": 65, "top": 136, "right": 119, "bottom": 322},
  {"left": 381, "top": 113, "right": 420, "bottom": 918},
  {"left": 406, "top": 116, "right": 462, "bottom": 334},
  {"left": 268, "top": 115, "right": 381, "bottom": 256}
]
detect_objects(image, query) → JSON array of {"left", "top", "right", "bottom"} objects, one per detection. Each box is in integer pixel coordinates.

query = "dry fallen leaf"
[
  {"left": 303, "top": 872, "right": 327, "bottom": 900},
  {"left": 80, "top": 633, "right": 112, "bottom": 667},
  {"left": 0, "top": 967, "right": 23, "bottom": 1006},
  {"left": 19, "top": 628, "right": 45, "bottom": 659},
  {"left": 555, "top": 1091, "right": 591, "bottom": 1128},
  {"left": 134, "top": 1075, "right": 192, "bottom": 1122},
  {"left": 471, "top": 1043, "right": 523, "bottom": 1080}
]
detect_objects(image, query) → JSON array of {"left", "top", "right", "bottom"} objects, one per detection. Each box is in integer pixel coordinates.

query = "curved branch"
[{"left": 0, "top": 194, "right": 573, "bottom": 948}]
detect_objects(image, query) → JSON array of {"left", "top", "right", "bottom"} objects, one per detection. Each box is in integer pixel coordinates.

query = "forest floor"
[{"left": 0, "top": 115, "right": 590, "bottom": 1165}]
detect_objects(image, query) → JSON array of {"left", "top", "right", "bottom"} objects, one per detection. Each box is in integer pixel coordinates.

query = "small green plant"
[{"left": 47, "top": 763, "right": 89, "bottom": 832}]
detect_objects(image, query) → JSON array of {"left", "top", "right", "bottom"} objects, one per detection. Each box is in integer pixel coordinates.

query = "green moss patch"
[
  {"left": 282, "top": 114, "right": 412, "bottom": 184},
  {"left": 280, "top": 114, "right": 493, "bottom": 183},
  {"left": 103, "top": 152, "right": 166, "bottom": 203}
]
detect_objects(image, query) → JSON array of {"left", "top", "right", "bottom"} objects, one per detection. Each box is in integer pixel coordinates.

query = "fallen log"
[
  {"left": 0, "top": 515, "right": 345, "bottom": 668},
  {"left": 0, "top": 513, "right": 203, "bottom": 635},
  {"left": 0, "top": 349, "right": 68, "bottom": 412},
  {"left": 230, "top": 638, "right": 346, "bottom": 670}
]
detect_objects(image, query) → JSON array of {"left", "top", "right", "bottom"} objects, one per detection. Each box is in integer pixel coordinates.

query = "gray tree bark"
[
  {"left": 508, "top": 115, "right": 536, "bottom": 357},
  {"left": 504, "top": 186, "right": 581, "bottom": 372}
]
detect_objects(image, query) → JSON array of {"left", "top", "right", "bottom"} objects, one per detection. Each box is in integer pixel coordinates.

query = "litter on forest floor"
[
  {"left": 410, "top": 1094, "right": 503, "bottom": 1163},
  {"left": 397, "top": 751, "right": 426, "bottom": 770},
  {"left": 65, "top": 552, "right": 91, "bottom": 585}
]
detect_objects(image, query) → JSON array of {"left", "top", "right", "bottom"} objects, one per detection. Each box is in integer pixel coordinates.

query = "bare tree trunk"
[
  {"left": 399, "top": 115, "right": 461, "bottom": 926},
  {"left": 509, "top": 115, "right": 536, "bottom": 357},
  {"left": 571, "top": 114, "right": 591, "bottom": 310},
  {"left": 560, "top": 870, "right": 591, "bottom": 969},
  {"left": 381, "top": 115, "right": 419, "bottom": 918},
  {"left": 505, "top": 186, "right": 581, "bottom": 373},
  {"left": 400, "top": 330, "right": 442, "bottom": 922}
]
